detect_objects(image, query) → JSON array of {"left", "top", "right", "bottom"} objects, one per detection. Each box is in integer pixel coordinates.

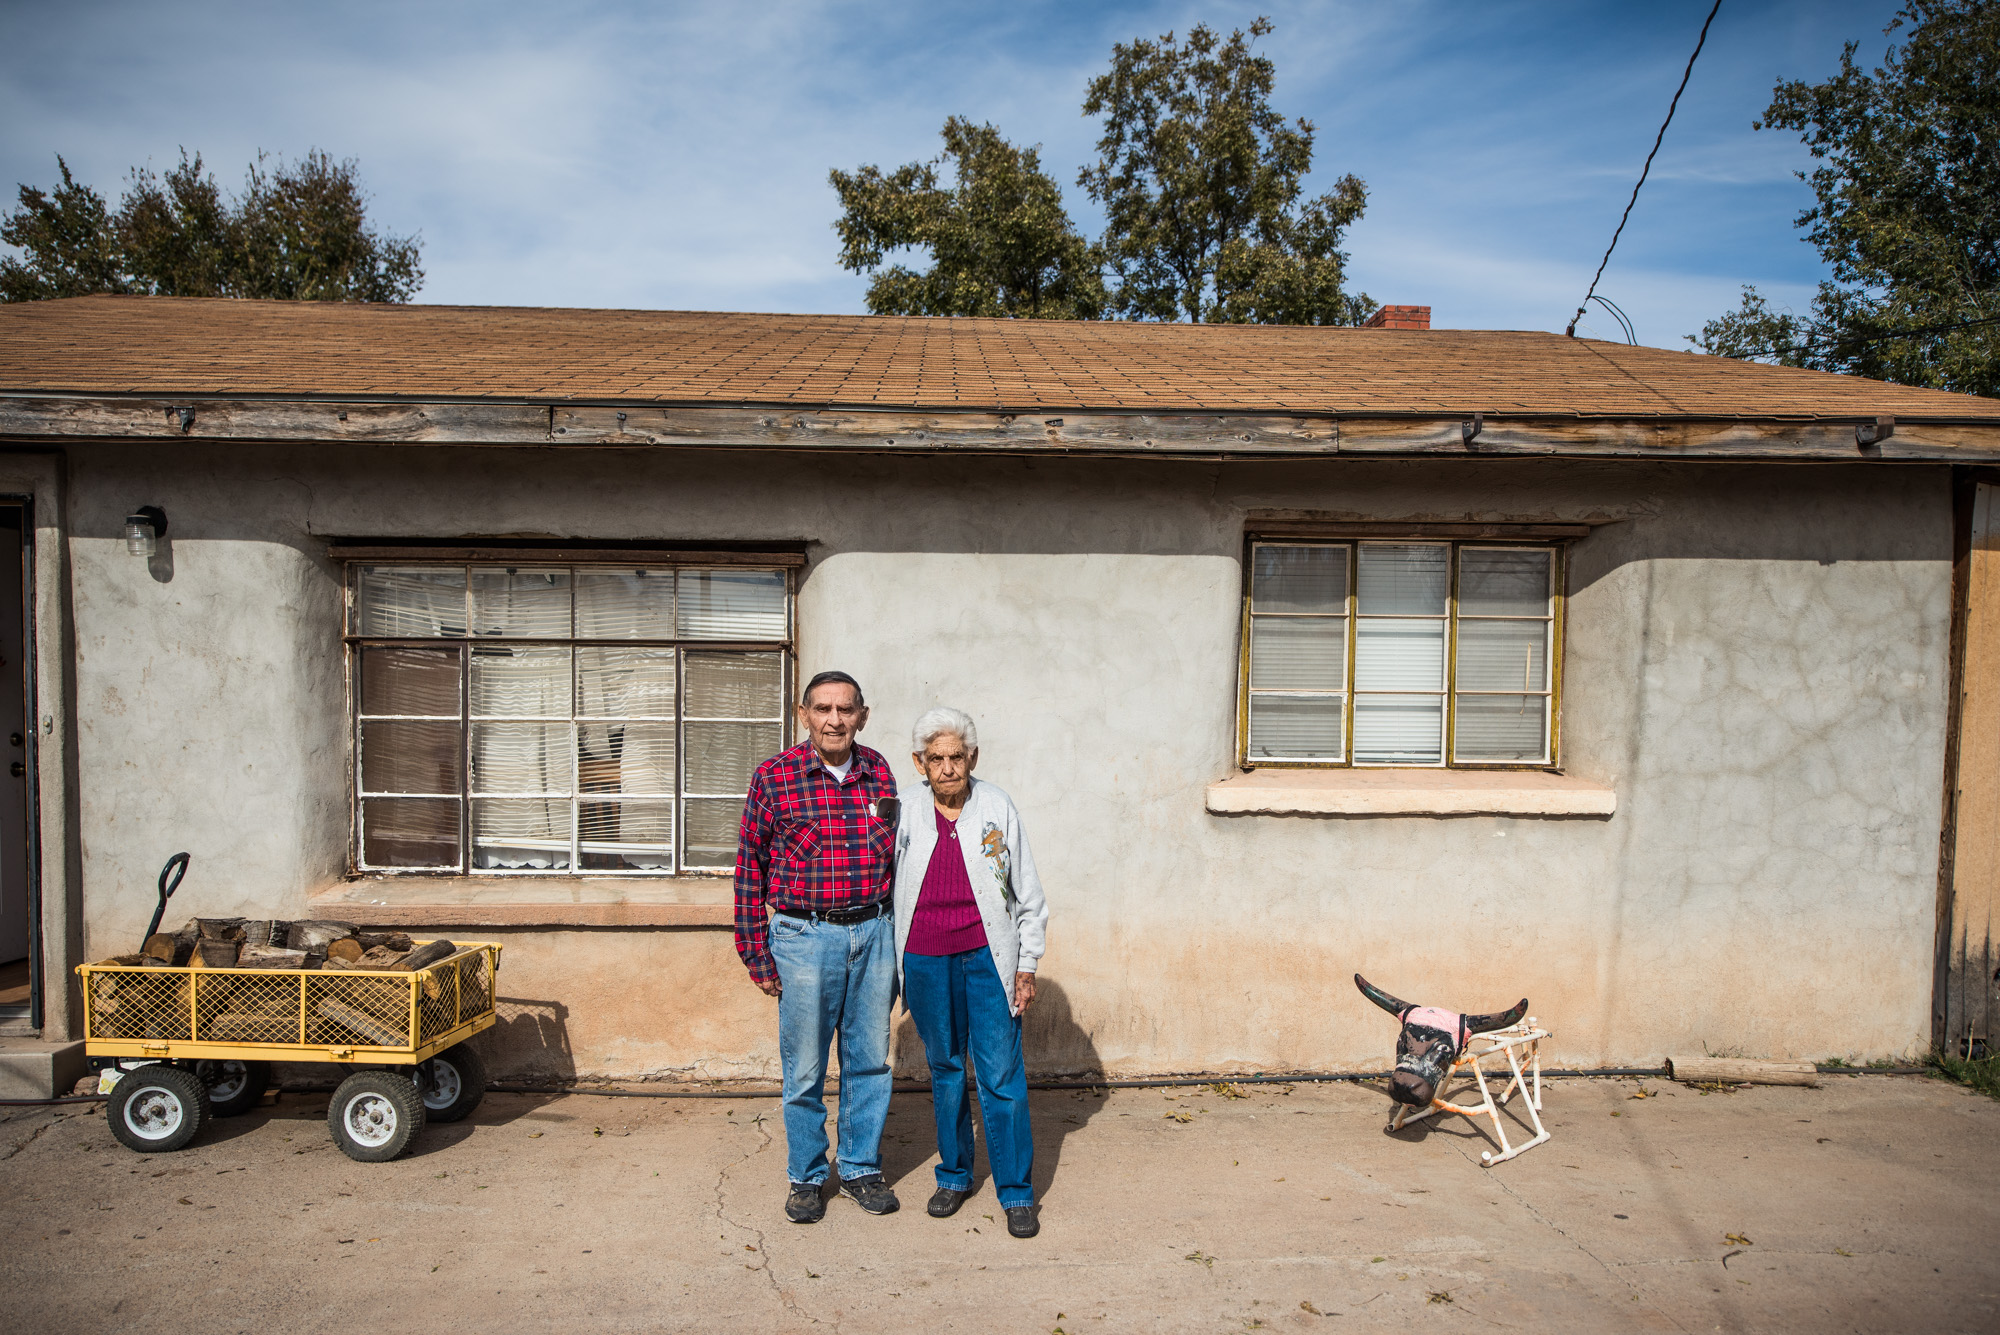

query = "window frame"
[
  {"left": 341, "top": 554, "right": 798, "bottom": 878},
  {"left": 1236, "top": 536, "right": 1568, "bottom": 771}
]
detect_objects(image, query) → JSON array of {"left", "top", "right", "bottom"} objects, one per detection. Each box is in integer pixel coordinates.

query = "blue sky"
[{"left": 0, "top": 0, "right": 1907, "bottom": 347}]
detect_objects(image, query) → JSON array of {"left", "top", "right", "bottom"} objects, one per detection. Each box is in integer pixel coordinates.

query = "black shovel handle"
[{"left": 145, "top": 852, "right": 191, "bottom": 941}]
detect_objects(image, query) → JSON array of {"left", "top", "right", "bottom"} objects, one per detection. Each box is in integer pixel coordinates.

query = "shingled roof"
[{"left": 2, "top": 294, "right": 1997, "bottom": 422}]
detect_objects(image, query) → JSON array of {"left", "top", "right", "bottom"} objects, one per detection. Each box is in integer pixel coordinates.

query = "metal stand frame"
[{"left": 1388, "top": 1019, "right": 1552, "bottom": 1166}]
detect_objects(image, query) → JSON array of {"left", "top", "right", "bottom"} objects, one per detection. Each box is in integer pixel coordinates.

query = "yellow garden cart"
[{"left": 76, "top": 940, "right": 502, "bottom": 1162}]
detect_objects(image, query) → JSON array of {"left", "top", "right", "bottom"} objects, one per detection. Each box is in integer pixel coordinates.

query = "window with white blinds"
[
  {"left": 1243, "top": 542, "right": 1560, "bottom": 767},
  {"left": 348, "top": 564, "right": 791, "bottom": 874}
]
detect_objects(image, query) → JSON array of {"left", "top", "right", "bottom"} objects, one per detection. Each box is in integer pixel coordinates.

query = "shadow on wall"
[{"left": 472, "top": 995, "right": 576, "bottom": 1083}]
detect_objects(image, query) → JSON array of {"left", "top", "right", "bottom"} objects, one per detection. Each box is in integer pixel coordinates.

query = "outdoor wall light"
[{"left": 125, "top": 506, "right": 167, "bottom": 558}]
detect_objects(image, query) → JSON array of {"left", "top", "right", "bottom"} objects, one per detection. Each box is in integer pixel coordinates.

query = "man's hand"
[
  {"left": 755, "top": 975, "right": 782, "bottom": 998},
  {"left": 1014, "top": 972, "right": 1037, "bottom": 1015}
]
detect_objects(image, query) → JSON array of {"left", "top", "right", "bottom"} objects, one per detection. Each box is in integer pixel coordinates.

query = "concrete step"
[{"left": 0, "top": 1038, "right": 86, "bottom": 1099}]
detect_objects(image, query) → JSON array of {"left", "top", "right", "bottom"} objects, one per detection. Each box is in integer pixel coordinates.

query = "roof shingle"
[{"left": 2, "top": 294, "right": 1996, "bottom": 421}]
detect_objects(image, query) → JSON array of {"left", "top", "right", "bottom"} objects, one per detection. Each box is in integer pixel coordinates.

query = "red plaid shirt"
[{"left": 733, "top": 739, "right": 899, "bottom": 985}]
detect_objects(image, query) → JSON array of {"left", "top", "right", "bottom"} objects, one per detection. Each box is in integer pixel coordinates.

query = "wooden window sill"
[
  {"left": 309, "top": 875, "right": 734, "bottom": 927},
  {"left": 1206, "top": 767, "right": 1616, "bottom": 817}
]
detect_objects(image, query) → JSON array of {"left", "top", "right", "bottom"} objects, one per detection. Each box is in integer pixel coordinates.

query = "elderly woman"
[{"left": 894, "top": 706, "right": 1049, "bottom": 1239}]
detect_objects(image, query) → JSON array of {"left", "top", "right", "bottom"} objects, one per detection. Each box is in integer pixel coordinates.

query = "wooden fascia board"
[{"left": 4, "top": 394, "right": 2000, "bottom": 460}]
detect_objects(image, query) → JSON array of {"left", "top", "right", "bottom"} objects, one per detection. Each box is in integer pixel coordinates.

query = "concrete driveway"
[{"left": 4, "top": 1073, "right": 1996, "bottom": 1333}]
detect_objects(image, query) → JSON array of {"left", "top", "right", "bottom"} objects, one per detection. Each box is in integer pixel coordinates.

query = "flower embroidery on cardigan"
[{"left": 980, "top": 821, "right": 1010, "bottom": 891}]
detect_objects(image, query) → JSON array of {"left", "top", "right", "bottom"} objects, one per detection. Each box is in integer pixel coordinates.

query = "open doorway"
[{"left": 0, "top": 501, "right": 33, "bottom": 1026}]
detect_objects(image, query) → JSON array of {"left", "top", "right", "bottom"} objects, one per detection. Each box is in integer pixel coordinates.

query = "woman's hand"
[{"left": 1014, "top": 972, "right": 1037, "bottom": 1014}]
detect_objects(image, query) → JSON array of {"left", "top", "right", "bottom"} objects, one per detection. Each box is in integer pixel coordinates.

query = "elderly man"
[
  {"left": 894, "top": 706, "right": 1049, "bottom": 1238},
  {"left": 734, "top": 670, "right": 901, "bottom": 1224}
]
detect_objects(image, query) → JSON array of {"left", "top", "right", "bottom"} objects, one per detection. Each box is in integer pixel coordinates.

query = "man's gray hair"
[{"left": 913, "top": 705, "right": 978, "bottom": 753}]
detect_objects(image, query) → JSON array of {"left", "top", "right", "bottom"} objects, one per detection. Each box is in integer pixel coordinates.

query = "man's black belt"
[{"left": 776, "top": 900, "right": 890, "bottom": 925}]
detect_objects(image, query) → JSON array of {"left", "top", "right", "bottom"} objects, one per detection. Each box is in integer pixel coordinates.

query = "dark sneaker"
[
  {"left": 785, "top": 1182, "right": 827, "bottom": 1224},
  {"left": 927, "top": 1186, "right": 970, "bottom": 1218},
  {"left": 1005, "top": 1205, "right": 1039, "bottom": 1238},
  {"left": 838, "top": 1175, "right": 900, "bottom": 1215}
]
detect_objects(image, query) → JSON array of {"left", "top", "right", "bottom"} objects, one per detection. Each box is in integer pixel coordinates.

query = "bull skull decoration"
[{"left": 1354, "top": 974, "right": 1554, "bottom": 1166}]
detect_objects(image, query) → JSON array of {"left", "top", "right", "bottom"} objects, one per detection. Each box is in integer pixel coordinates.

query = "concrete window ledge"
[
  {"left": 309, "top": 876, "right": 734, "bottom": 928},
  {"left": 1206, "top": 767, "right": 1616, "bottom": 817}
]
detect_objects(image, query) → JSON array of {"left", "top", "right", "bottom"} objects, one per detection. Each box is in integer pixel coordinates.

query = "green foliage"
[
  {"left": 1, "top": 149, "right": 423, "bottom": 303},
  {"left": 1692, "top": 1, "right": 2000, "bottom": 396},
  {"left": 1925, "top": 1049, "right": 2000, "bottom": 1100},
  {"left": 1078, "top": 16, "right": 1372, "bottom": 325},
  {"left": 0, "top": 157, "right": 128, "bottom": 300},
  {"left": 831, "top": 118, "right": 1104, "bottom": 319}
]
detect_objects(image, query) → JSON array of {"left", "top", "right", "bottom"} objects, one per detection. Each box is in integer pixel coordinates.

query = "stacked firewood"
[{"left": 100, "top": 919, "right": 456, "bottom": 972}]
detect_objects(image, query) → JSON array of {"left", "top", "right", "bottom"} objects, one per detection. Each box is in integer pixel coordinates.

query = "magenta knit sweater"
[{"left": 904, "top": 805, "right": 989, "bottom": 955}]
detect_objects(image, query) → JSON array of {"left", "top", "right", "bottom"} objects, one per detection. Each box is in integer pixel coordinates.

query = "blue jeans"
[
  {"left": 768, "top": 911, "right": 896, "bottom": 1186},
  {"left": 903, "top": 946, "right": 1035, "bottom": 1208}
]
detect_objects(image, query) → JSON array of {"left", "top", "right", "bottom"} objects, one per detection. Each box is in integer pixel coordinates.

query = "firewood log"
[
  {"left": 140, "top": 933, "right": 178, "bottom": 963},
  {"left": 400, "top": 940, "right": 457, "bottom": 972},
  {"left": 193, "top": 939, "right": 241, "bottom": 967},
  {"left": 352, "top": 945, "right": 411, "bottom": 970},
  {"left": 1667, "top": 1056, "right": 1820, "bottom": 1088},
  {"left": 285, "top": 920, "right": 359, "bottom": 951},
  {"left": 314, "top": 997, "right": 406, "bottom": 1047},
  {"left": 357, "top": 932, "right": 413, "bottom": 952},
  {"left": 325, "top": 938, "right": 365, "bottom": 963},
  {"left": 196, "top": 918, "right": 247, "bottom": 942},
  {"left": 94, "top": 953, "right": 148, "bottom": 966},
  {"left": 235, "top": 945, "right": 308, "bottom": 969}
]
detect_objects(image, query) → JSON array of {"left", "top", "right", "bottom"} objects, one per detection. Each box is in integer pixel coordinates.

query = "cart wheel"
[
  {"left": 420, "top": 1045, "right": 486, "bottom": 1124},
  {"left": 108, "top": 1064, "right": 207, "bottom": 1153},
  {"left": 196, "top": 1059, "right": 270, "bottom": 1117},
  {"left": 328, "top": 1071, "right": 426, "bottom": 1162}
]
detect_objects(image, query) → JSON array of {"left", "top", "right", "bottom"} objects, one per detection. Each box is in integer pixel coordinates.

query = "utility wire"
[{"left": 1566, "top": 0, "right": 1724, "bottom": 338}]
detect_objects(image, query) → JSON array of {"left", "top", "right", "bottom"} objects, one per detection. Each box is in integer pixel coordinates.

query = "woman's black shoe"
[
  {"left": 927, "top": 1186, "right": 970, "bottom": 1217},
  {"left": 1005, "top": 1205, "right": 1039, "bottom": 1238}
]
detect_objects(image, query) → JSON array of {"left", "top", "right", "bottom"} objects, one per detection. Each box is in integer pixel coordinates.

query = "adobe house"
[{"left": 1, "top": 293, "right": 1997, "bottom": 1090}]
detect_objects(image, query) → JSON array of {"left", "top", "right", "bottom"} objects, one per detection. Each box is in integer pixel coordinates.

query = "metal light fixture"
[{"left": 125, "top": 506, "right": 167, "bottom": 558}]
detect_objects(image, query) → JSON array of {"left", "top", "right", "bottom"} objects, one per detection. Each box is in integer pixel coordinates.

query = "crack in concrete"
[
  {"left": 712, "top": 1113, "right": 833, "bottom": 1331},
  {"left": 1, "top": 1112, "right": 57, "bottom": 1161},
  {"left": 1455, "top": 1139, "right": 1692, "bottom": 1335}
]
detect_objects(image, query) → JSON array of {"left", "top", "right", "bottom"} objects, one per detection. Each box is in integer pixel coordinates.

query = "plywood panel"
[{"left": 1944, "top": 483, "right": 2000, "bottom": 1051}]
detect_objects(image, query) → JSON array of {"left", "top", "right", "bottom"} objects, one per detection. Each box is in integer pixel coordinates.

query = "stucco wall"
[{"left": 60, "top": 444, "right": 1950, "bottom": 1074}]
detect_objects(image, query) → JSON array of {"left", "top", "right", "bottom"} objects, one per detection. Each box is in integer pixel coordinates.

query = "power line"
[{"left": 1565, "top": 0, "right": 1724, "bottom": 339}]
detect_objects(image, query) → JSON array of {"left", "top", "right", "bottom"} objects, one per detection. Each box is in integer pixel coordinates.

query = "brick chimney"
[{"left": 1362, "top": 305, "right": 1431, "bottom": 330}]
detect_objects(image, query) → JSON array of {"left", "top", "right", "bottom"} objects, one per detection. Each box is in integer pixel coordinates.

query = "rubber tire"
[
  {"left": 107, "top": 1064, "right": 207, "bottom": 1154},
  {"left": 197, "top": 1059, "right": 270, "bottom": 1117},
  {"left": 420, "top": 1045, "right": 486, "bottom": 1124},
  {"left": 328, "top": 1071, "right": 426, "bottom": 1163}
]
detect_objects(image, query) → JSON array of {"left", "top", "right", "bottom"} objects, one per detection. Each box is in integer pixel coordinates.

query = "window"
[
  {"left": 1242, "top": 541, "right": 1562, "bottom": 767},
  {"left": 347, "top": 562, "right": 792, "bottom": 874}
]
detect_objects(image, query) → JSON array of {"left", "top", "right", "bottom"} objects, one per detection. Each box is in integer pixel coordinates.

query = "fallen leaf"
[
  {"left": 1183, "top": 1250, "right": 1215, "bottom": 1268},
  {"left": 1725, "top": 1233, "right": 1753, "bottom": 1246},
  {"left": 1835, "top": 1248, "right": 1852, "bottom": 1257},
  {"left": 1300, "top": 1301, "right": 1323, "bottom": 1315},
  {"left": 176, "top": 1197, "right": 191, "bottom": 1205},
  {"left": 527, "top": 1132, "right": 543, "bottom": 1138},
  {"left": 1427, "top": 1290, "right": 1454, "bottom": 1305},
  {"left": 1163, "top": 1111, "right": 1193, "bottom": 1123},
  {"left": 1371, "top": 1256, "right": 1386, "bottom": 1264}
]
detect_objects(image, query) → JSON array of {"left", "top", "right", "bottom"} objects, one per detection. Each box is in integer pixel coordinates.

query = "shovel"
[{"left": 144, "top": 852, "right": 192, "bottom": 942}]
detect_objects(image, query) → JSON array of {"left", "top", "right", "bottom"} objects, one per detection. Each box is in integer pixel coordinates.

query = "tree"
[
  {"left": 1691, "top": 1, "right": 2000, "bottom": 396},
  {"left": 831, "top": 117, "right": 1104, "bottom": 319},
  {"left": 1078, "top": 16, "right": 1373, "bottom": 325},
  {"left": 1, "top": 149, "right": 423, "bottom": 303}
]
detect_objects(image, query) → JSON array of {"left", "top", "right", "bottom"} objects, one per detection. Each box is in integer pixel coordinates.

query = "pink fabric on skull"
[{"left": 1404, "top": 1006, "right": 1464, "bottom": 1039}]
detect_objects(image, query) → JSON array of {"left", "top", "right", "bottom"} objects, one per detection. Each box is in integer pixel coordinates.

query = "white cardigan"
[{"left": 893, "top": 777, "right": 1049, "bottom": 1015}]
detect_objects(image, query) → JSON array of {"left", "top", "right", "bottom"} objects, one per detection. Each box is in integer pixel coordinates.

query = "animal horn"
[
  {"left": 1354, "top": 974, "right": 1412, "bottom": 1017},
  {"left": 1463, "top": 999, "right": 1530, "bottom": 1035}
]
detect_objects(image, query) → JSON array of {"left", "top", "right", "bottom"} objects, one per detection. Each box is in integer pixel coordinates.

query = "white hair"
[{"left": 913, "top": 705, "right": 978, "bottom": 753}]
